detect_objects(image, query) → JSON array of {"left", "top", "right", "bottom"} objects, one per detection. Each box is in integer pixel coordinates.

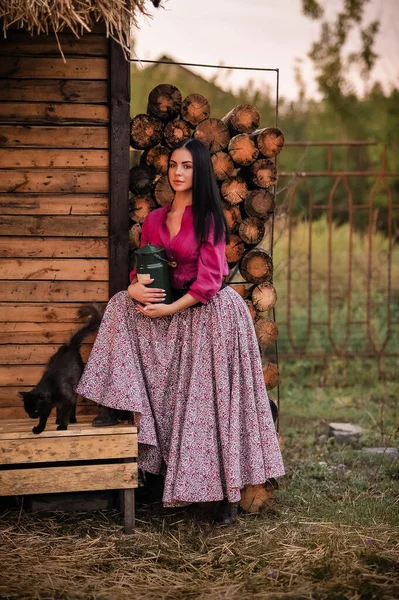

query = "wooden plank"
[
  {"left": 0, "top": 406, "right": 97, "bottom": 419},
  {"left": 0, "top": 344, "right": 92, "bottom": 364},
  {"left": 0, "top": 302, "right": 105, "bottom": 322},
  {"left": 0, "top": 281, "right": 109, "bottom": 302},
  {"left": 0, "top": 258, "right": 108, "bottom": 281},
  {"left": 0, "top": 170, "right": 108, "bottom": 193},
  {"left": 0, "top": 194, "right": 108, "bottom": 215},
  {"left": 0, "top": 57, "right": 108, "bottom": 79},
  {"left": 0, "top": 32, "right": 108, "bottom": 56},
  {"left": 0, "top": 416, "right": 136, "bottom": 437},
  {"left": 0, "top": 323, "right": 97, "bottom": 345},
  {"left": 0, "top": 463, "right": 138, "bottom": 495},
  {"left": 0, "top": 365, "right": 45, "bottom": 386},
  {"left": 0, "top": 80, "right": 108, "bottom": 103},
  {"left": 0, "top": 216, "right": 108, "bottom": 236},
  {"left": 0, "top": 149, "right": 108, "bottom": 169},
  {"left": 0, "top": 389, "right": 97, "bottom": 408},
  {"left": 109, "top": 38, "right": 130, "bottom": 296},
  {"left": 0, "top": 103, "right": 108, "bottom": 125},
  {"left": 0, "top": 237, "right": 108, "bottom": 258},
  {"left": 0, "top": 434, "right": 138, "bottom": 464},
  {"left": 0, "top": 126, "right": 108, "bottom": 148}
]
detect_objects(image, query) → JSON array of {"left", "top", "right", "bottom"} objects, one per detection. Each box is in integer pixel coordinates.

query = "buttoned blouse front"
[{"left": 130, "top": 204, "right": 229, "bottom": 304}]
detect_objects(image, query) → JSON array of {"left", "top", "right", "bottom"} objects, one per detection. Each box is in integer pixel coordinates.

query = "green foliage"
[{"left": 302, "top": 0, "right": 380, "bottom": 105}]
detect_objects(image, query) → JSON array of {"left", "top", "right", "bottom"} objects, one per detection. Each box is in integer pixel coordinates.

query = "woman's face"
[{"left": 168, "top": 147, "right": 194, "bottom": 193}]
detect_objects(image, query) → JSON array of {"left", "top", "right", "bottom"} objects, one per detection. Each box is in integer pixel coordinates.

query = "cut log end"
[
  {"left": 255, "top": 318, "right": 279, "bottom": 346},
  {"left": 129, "top": 194, "right": 155, "bottom": 224},
  {"left": 244, "top": 189, "right": 275, "bottom": 221},
  {"left": 211, "top": 151, "right": 235, "bottom": 181},
  {"left": 251, "top": 282, "right": 277, "bottom": 312},
  {"left": 240, "top": 248, "right": 273, "bottom": 284},
  {"left": 153, "top": 174, "right": 174, "bottom": 206},
  {"left": 163, "top": 119, "right": 191, "bottom": 148},
  {"left": 228, "top": 133, "right": 259, "bottom": 166},
  {"left": 130, "top": 114, "right": 164, "bottom": 150},
  {"left": 252, "top": 127, "right": 285, "bottom": 158},
  {"left": 147, "top": 84, "right": 182, "bottom": 122},
  {"left": 221, "top": 176, "right": 248, "bottom": 206},
  {"left": 263, "top": 362, "right": 280, "bottom": 390},
  {"left": 249, "top": 159, "right": 277, "bottom": 189},
  {"left": 225, "top": 234, "right": 246, "bottom": 265},
  {"left": 129, "top": 165, "right": 154, "bottom": 195},
  {"left": 222, "top": 104, "right": 260, "bottom": 134},
  {"left": 223, "top": 203, "right": 242, "bottom": 232},
  {"left": 193, "top": 118, "right": 230, "bottom": 153},
  {"left": 181, "top": 94, "right": 211, "bottom": 126},
  {"left": 229, "top": 284, "right": 249, "bottom": 300},
  {"left": 238, "top": 217, "right": 265, "bottom": 246},
  {"left": 145, "top": 144, "right": 170, "bottom": 175}
]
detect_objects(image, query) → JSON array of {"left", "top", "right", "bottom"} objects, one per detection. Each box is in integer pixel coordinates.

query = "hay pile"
[
  {"left": 0, "top": 0, "right": 157, "bottom": 54},
  {"left": 0, "top": 503, "right": 398, "bottom": 600}
]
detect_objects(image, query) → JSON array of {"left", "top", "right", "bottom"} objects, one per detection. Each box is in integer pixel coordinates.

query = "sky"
[{"left": 133, "top": 0, "right": 399, "bottom": 101}]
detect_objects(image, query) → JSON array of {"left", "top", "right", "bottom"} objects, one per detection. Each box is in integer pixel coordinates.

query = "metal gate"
[{"left": 270, "top": 141, "right": 398, "bottom": 379}]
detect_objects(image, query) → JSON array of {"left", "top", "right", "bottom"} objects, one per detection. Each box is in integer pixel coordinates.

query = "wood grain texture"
[
  {"left": 0, "top": 57, "right": 107, "bottom": 79},
  {"left": 0, "top": 126, "right": 108, "bottom": 148},
  {"left": 0, "top": 80, "right": 108, "bottom": 103},
  {"left": 0, "top": 258, "right": 108, "bottom": 281},
  {"left": 0, "top": 149, "right": 109, "bottom": 169},
  {"left": 0, "top": 390, "right": 96, "bottom": 408},
  {"left": 0, "top": 103, "right": 109, "bottom": 125},
  {"left": 0, "top": 281, "right": 109, "bottom": 302},
  {"left": 0, "top": 416, "right": 137, "bottom": 437},
  {"left": 0, "top": 170, "right": 108, "bottom": 193},
  {"left": 0, "top": 32, "right": 108, "bottom": 56},
  {"left": 0, "top": 237, "right": 108, "bottom": 258},
  {"left": 0, "top": 405, "right": 97, "bottom": 419},
  {"left": 0, "top": 322, "right": 97, "bottom": 345},
  {"left": 0, "top": 302, "right": 102, "bottom": 322},
  {"left": 0, "top": 344, "right": 92, "bottom": 365},
  {"left": 0, "top": 194, "right": 108, "bottom": 215},
  {"left": 0, "top": 463, "right": 138, "bottom": 495},
  {"left": 109, "top": 38, "right": 130, "bottom": 297},
  {"left": 1, "top": 434, "right": 138, "bottom": 464},
  {"left": 0, "top": 216, "right": 108, "bottom": 236}
]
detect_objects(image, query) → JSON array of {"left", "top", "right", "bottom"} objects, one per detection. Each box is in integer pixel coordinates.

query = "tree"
[{"left": 302, "top": 0, "right": 379, "bottom": 107}]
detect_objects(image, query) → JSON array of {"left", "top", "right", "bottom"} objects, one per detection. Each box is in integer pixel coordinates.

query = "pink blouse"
[{"left": 130, "top": 205, "right": 229, "bottom": 304}]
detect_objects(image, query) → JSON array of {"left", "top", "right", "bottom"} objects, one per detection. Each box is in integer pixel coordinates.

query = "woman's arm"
[{"left": 135, "top": 292, "right": 198, "bottom": 318}]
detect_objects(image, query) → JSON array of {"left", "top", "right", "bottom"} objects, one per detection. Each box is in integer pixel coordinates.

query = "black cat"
[{"left": 20, "top": 304, "right": 103, "bottom": 435}]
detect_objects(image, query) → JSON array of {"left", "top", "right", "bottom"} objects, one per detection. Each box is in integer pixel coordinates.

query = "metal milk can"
[{"left": 135, "top": 243, "right": 175, "bottom": 304}]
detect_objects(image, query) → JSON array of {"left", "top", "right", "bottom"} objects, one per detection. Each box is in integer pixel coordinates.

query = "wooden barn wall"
[{"left": 0, "top": 31, "right": 110, "bottom": 419}]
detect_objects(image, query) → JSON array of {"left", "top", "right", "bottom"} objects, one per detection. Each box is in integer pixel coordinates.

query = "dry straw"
[
  {"left": 1, "top": 506, "right": 398, "bottom": 600},
  {"left": 0, "top": 0, "right": 153, "bottom": 56}
]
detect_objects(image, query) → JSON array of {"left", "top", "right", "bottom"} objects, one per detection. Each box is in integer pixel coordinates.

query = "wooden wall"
[{"left": 0, "top": 30, "right": 111, "bottom": 419}]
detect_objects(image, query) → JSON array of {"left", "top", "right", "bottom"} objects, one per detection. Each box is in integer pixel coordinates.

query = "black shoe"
[
  {"left": 215, "top": 500, "right": 239, "bottom": 526},
  {"left": 92, "top": 406, "right": 119, "bottom": 427}
]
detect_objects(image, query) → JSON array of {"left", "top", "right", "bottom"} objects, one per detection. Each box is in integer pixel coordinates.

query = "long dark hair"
[{"left": 168, "top": 138, "right": 229, "bottom": 245}]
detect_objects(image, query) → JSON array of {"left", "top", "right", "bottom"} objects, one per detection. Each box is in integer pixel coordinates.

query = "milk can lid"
[{"left": 135, "top": 243, "right": 165, "bottom": 256}]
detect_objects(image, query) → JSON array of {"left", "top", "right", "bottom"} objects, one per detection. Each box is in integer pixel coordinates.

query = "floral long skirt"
[{"left": 76, "top": 288, "right": 284, "bottom": 506}]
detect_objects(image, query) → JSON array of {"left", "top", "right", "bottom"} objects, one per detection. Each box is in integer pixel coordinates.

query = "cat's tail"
[{"left": 68, "top": 304, "right": 104, "bottom": 349}]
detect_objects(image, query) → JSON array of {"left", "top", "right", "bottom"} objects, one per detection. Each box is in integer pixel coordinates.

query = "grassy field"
[{"left": 0, "top": 373, "right": 398, "bottom": 600}]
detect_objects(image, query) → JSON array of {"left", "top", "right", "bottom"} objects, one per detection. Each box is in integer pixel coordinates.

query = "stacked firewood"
[{"left": 129, "top": 84, "right": 285, "bottom": 391}]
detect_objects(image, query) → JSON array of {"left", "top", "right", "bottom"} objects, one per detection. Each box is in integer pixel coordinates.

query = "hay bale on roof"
[{"left": 0, "top": 0, "right": 158, "bottom": 54}]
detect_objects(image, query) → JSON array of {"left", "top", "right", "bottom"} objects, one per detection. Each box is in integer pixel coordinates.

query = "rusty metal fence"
[{"left": 268, "top": 141, "right": 398, "bottom": 378}]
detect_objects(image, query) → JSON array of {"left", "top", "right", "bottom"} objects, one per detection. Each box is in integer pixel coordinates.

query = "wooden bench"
[{"left": 0, "top": 416, "right": 138, "bottom": 533}]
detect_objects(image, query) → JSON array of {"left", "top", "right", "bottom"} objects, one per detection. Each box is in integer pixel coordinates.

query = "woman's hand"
[
  {"left": 127, "top": 279, "right": 166, "bottom": 305},
  {"left": 135, "top": 303, "right": 174, "bottom": 319}
]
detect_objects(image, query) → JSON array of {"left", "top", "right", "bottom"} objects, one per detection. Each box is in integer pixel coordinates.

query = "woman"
[{"left": 77, "top": 138, "right": 284, "bottom": 523}]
